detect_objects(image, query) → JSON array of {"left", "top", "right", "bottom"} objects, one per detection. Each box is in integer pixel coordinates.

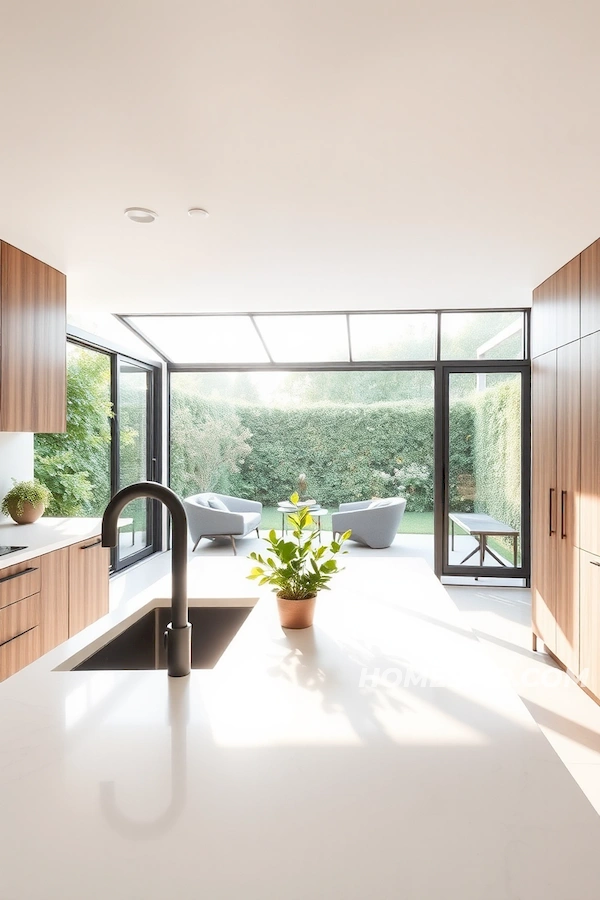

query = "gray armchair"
[
  {"left": 183, "top": 493, "right": 262, "bottom": 555},
  {"left": 331, "top": 498, "right": 407, "bottom": 549}
]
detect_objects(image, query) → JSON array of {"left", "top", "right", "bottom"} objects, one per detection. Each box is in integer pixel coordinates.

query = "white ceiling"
[{"left": 1, "top": 1, "right": 599, "bottom": 315}]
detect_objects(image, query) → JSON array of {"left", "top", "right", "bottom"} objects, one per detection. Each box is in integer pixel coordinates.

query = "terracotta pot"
[
  {"left": 8, "top": 501, "right": 45, "bottom": 525},
  {"left": 277, "top": 592, "right": 317, "bottom": 629}
]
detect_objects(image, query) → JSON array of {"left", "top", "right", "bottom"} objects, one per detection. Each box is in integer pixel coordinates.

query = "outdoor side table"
[
  {"left": 449, "top": 512, "right": 519, "bottom": 567},
  {"left": 277, "top": 504, "right": 328, "bottom": 543}
]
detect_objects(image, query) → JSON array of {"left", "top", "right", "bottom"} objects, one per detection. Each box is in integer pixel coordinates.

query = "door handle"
[
  {"left": 549, "top": 488, "right": 556, "bottom": 536},
  {"left": 80, "top": 539, "right": 102, "bottom": 551},
  {"left": 560, "top": 490, "right": 567, "bottom": 539}
]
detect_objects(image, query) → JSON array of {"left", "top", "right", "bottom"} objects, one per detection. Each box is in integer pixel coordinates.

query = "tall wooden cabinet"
[
  {"left": 531, "top": 342, "right": 580, "bottom": 673},
  {"left": 0, "top": 240, "right": 66, "bottom": 433},
  {"left": 532, "top": 236, "right": 600, "bottom": 700},
  {"left": 531, "top": 352, "right": 557, "bottom": 650}
]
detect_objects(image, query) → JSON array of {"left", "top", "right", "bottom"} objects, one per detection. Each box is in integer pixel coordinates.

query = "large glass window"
[
  {"left": 115, "top": 360, "right": 155, "bottom": 565},
  {"left": 170, "top": 370, "right": 435, "bottom": 552},
  {"left": 34, "top": 341, "right": 160, "bottom": 572},
  {"left": 444, "top": 370, "right": 525, "bottom": 575},
  {"left": 35, "top": 343, "right": 112, "bottom": 517}
]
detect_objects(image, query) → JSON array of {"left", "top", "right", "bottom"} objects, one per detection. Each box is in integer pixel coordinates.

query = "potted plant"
[
  {"left": 248, "top": 493, "right": 351, "bottom": 628},
  {"left": 1, "top": 479, "right": 52, "bottom": 525}
]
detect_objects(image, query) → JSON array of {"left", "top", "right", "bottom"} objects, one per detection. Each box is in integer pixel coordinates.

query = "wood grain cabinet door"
[
  {"left": 554, "top": 256, "right": 581, "bottom": 350},
  {"left": 579, "top": 550, "right": 600, "bottom": 701},
  {"left": 580, "top": 332, "right": 600, "bottom": 556},
  {"left": 531, "top": 256, "right": 580, "bottom": 357},
  {"left": 531, "top": 351, "right": 557, "bottom": 651},
  {"left": 40, "top": 548, "right": 69, "bottom": 654},
  {"left": 555, "top": 341, "right": 581, "bottom": 673},
  {"left": 581, "top": 238, "right": 600, "bottom": 338},
  {"left": 68, "top": 538, "right": 110, "bottom": 637},
  {"left": 531, "top": 277, "right": 556, "bottom": 358},
  {"left": 0, "top": 240, "right": 66, "bottom": 433}
]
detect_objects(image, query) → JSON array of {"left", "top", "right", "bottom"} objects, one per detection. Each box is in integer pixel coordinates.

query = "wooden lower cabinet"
[
  {"left": 0, "top": 627, "right": 41, "bottom": 680},
  {"left": 40, "top": 548, "right": 69, "bottom": 654},
  {"left": 0, "top": 593, "right": 40, "bottom": 646},
  {"left": 68, "top": 537, "right": 110, "bottom": 637},
  {"left": 580, "top": 550, "right": 600, "bottom": 701},
  {"left": 0, "top": 537, "right": 109, "bottom": 681},
  {"left": 0, "top": 557, "right": 41, "bottom": 610}
]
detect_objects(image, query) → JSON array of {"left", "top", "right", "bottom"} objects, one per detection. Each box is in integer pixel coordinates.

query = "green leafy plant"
[
  {"left": 1, "top": 479, "right": 52, "bottom": 517},
  {"left": 248, "top": 493, "right": 351, "bottom": 600}
]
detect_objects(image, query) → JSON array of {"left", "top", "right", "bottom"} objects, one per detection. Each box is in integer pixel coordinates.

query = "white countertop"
[
  {"left": 0, "top": 517, "right": 103, "bottom": 568},
  {"left": 1, "top": 557, "right": 599, "bottom": 899}
]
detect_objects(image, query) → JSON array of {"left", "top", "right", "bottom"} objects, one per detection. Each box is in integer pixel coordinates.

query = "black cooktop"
[{"left": 0, "top": 546, "right": 27, "bottom": 558}]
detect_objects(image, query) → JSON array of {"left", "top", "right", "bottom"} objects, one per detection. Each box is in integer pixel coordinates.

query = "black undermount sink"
[{"left": 73, "top": 607, "right": 251, "bottom": 671}]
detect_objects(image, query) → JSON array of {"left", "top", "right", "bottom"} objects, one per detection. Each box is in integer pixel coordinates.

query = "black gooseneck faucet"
[{"left": 101, "top": 482, "right": 191, "bottom": 677}]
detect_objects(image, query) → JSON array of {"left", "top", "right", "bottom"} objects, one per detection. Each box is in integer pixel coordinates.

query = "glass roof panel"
[
  {"left": 349, "top": 313, "right": 437, "bottom": 360},
  {"left": 68, "top": 312, "right": 162, "bottom": 361},
  {"left": 254, "top": 315, "right": 349, "bottom": 362},
  {"left": 441, "top": 312, "right": 525, "bottom": 359},
  {"left": 126, "top": 316, "right": 270, "bottom": 363}
]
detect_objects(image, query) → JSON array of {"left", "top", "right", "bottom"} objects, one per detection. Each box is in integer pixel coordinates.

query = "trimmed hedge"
[
  {"left": 171, "top": 391, "right": 477, "bottom": 513},
  {"left": 170, "top": 382, "right": 520, "bottom": 530},
  {"left": 232, "top": 401, "right": 437, "bottom": 509}
]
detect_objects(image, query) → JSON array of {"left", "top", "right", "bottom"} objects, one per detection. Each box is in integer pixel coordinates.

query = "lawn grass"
[{"left": 260, "top": 506, "right": 434, "bottom": 535}]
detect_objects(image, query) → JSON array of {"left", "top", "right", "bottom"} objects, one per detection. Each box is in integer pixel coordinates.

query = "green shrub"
[{"left": 473, "top": 378, "right": 521, "bottom": 557}]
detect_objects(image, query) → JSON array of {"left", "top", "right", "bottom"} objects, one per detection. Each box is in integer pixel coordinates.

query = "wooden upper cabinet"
[
  {"left": 0, "top": 241, "right": 66, "bottom": 432},
  {"left": 531, "top": 277, "right": 555, "bottom": 359},
  {"left": 581, "top": 238, "right": 600, "bottom": 338},
  {"left": 531, "top": 255, "right": 580, "bottom": 358}
]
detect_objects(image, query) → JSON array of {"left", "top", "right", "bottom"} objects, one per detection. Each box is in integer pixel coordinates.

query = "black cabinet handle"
[
  {"left": 549, "top": 488, "right": 556, "bottom": 536},
  {"left": 590, "top": 561, "right": 600, "bottom": 567},
  {"left": 80, "top": 539, "right": 102, "bottom": 551},
  {"left": 561, "top": 490, "right": 567, "bottom": 539},
  {"left": 0, "top": 566, "right": 38, "bottom": 585}
]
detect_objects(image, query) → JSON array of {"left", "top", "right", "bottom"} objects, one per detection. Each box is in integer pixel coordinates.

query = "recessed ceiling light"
[
  {"left": 188, "top": 207, "right": 209, "bottom": 218},
  {"left": 124, "top": 207, "right": 158, "bottom": 224}
]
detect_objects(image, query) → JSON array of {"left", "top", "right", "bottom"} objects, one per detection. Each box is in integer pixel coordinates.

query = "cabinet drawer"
[
  {"left": 0, "top": 558, "right": 41, "bottom": 610},
  {"left": 0, "top": 593, "right": 40, "bottom": 646},
  {"left": 0, "top": 626, "right": 41, "bottom": 681}
]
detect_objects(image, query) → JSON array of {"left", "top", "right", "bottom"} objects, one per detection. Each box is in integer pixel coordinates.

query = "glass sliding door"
[
  {"left": 442, "top": 366, "right": 529, "bottom": 580},
  {"left": 113, "top": 357, "right": 158, "bottom": 570}
]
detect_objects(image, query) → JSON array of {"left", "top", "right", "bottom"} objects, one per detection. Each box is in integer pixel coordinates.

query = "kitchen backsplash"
[{"left": 0, "top": 433, "right": 34, "bottom": 516}]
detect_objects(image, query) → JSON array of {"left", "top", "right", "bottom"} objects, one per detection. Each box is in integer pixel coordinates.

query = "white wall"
[{"left": 0, "top": 433, "right": 34, "bottom": 518}]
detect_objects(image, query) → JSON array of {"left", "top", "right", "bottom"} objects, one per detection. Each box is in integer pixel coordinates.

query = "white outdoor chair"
[
  {"left": 183, "top": 492, "right": 262, "bottom": 555},
  {"left": 331, "top": 498, "right": 407, "bottom": 549}
]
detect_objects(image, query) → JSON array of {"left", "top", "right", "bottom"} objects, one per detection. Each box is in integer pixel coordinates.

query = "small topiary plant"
[{"left": 1, "top": 479, "right": 52, "bottom": 519}]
